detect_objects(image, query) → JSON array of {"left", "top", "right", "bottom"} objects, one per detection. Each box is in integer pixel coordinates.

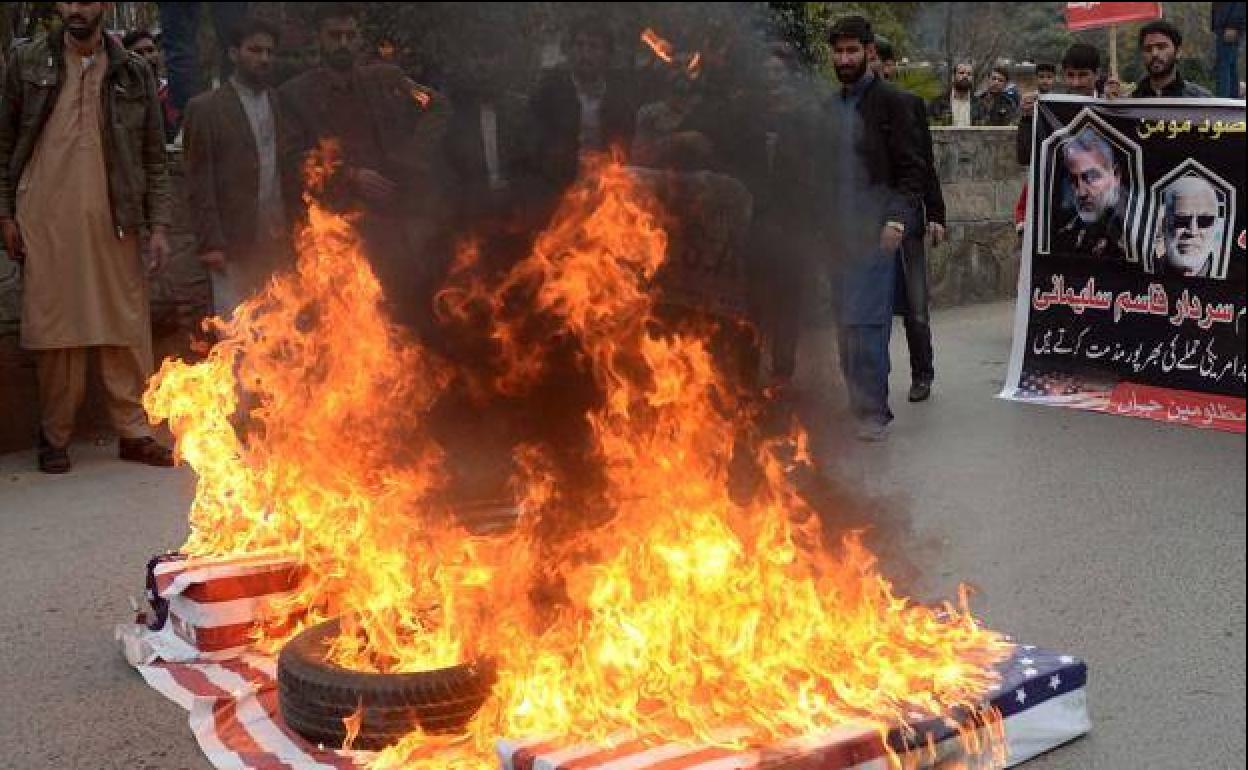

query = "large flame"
[{"left": 144, "top": 148, "right": 1012, "bottom": 769}]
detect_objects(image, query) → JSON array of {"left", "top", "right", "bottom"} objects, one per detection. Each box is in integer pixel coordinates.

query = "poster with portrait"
[{"left": 1002, "top": 96, "right": 1247, "bottom": 432}]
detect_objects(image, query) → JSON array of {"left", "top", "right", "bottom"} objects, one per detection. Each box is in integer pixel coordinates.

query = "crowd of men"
[{"left": 0, "top": 2, "right": 1242, "bottom": 474}]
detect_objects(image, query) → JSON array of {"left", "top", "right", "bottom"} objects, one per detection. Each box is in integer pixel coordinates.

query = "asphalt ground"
[{"left": 0, "top": 300, "right": 1243, "bottom": 769}]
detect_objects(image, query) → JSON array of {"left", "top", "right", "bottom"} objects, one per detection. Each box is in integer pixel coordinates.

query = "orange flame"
[
  {"left": 687, "top": 51, "right": 702, "bottom": 77},
  {"left": 641, "top": 27, "right": 676, "bottom": 64},
  {"left": 342, "top": 699, "right": 365, "bottom": 752},
  {"left": 145, "top": 147, "right": 1012, "bottom": 770}
]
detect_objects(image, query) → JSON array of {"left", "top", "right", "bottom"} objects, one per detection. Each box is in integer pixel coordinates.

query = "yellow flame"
[{"left": 145, "top": 150, "right": 1012, "bottom": 770}]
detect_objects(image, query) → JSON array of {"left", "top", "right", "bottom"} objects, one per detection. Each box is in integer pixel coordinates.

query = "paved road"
[{"left": 1, "top": 300, "right": 1243, "bottom": 769}]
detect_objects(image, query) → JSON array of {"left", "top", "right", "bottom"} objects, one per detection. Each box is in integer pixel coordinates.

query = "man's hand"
[
  {"left": 147, "top": 227, "right": 171, "bottom": 276},
  {"left": 199, "top": 250, "right": 227, "bottom": 272},
  {"left": 2, "top": 218, "right": 24, "bottom": 263},
  {"left": 1021, "top": 92, "right": 1037, "bottom": 117},
  {"left": 1224, "top": 28, "right": 1240, "bottom": 44},
  {"left": 927, "top": 221, "right": 946, "bottom": 246},
  {"left": 351, "top": 168, "right": 398, "bottom": 203},
  {"left": 880, "top": 224, "right": 904, "bottom": 254}
]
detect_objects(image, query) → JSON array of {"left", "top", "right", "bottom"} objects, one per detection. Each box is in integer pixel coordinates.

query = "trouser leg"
[
  {"left": 98, "top": 345, "right": 155, "bottom": 441},
  {"left": 837, "top": 322, "right": 893, "bottom": 424},
  {"left": 35, "top": 348, "right": 88, "bottom": 448},
  {"left": 158, "top": 2, "right": 201, "bottom": 120},
  {"left": 900, "top": 235, "right": 934, "bottom": 384}
]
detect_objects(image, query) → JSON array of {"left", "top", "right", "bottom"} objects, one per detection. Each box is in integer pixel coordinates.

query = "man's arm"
[
  {"left": 1016, "top": 112, "right": 1034, "bottom": 167},
  {"left": 183, "top": 96, "right": 227, "bottom": 255},
  {"left": 139, "top": 61, "right": 172, "bottom": 229},
  {"left": 913, "top": 97, "right": 938, "bottom": 227},
  {"left": 884, "top": 87, "right": 926, "bottom": 225},
  {"left": 0, "top": 49, "right": 23, "bottom": 221}
]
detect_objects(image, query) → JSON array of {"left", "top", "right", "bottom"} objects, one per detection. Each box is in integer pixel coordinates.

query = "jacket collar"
[
  {"left": 47, "top": 30, "right": 130, "bottom": 79},
  {"left": 1135, "top": 70, "right": 1186, "bottom": 97}
]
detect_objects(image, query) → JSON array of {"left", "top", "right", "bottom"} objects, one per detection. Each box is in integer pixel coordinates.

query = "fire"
[
  {"left": 641, "top": 27, "right": 676, "bottom": 64},
  {"left": 145, "top": 145, "right": 1012, "bottom": 769},
  {"left": 343, "top": 700, "right": 365, "bottom": 752},
  {"left": 686, "top": 51, "right": 703, "bottom": 78}
]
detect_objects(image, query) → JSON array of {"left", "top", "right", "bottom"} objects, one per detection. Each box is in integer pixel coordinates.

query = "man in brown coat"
[
  {"left": 277, "top": 2, "right": 450, "bottom": 336},
  {"left": 0, "top": 1, "right": 174, "bottom": 473},
  {"left": 184, "top": 15, "right": 296, "bottom": 316}
]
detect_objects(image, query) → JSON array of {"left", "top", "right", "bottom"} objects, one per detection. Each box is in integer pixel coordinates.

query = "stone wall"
[{"left": 927, "top": 126, "right": 1025, "bottom": 308}]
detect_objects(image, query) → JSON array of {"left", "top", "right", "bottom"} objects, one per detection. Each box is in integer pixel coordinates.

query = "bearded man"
[
  {"left": 0, "top": 1, "right": 174, "bottom": 473},
  {"left": 1053, "top": 127, "right": 1127, "bottom": 262}
]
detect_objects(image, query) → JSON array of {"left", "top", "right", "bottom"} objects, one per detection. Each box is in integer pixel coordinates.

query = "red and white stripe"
[
  {"left": 149, "top": 554, "right": 308, "bottom": 660},
  {"left": 137, "top": 652, "right": 366, "bottom": 770}
]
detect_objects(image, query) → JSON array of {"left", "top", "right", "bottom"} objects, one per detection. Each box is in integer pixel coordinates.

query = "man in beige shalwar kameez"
[{"left": 0, "top": 2, "right": 174, "bottom": 473}]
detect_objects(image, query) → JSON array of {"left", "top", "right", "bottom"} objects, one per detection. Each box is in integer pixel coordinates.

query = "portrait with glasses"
[{"left": 1147, "top": 171, "right": 1235, "bottom": 281}]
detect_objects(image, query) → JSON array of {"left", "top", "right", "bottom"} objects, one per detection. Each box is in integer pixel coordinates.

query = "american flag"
[
  {"left": 120, "top": 556, "right": 1090, "bottom": 770},
  {"left": 1014, "top": 369, "right": 1112, "bottom": 409}
]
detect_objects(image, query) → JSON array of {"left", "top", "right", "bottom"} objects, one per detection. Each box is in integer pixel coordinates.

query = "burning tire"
[{"left": 278, "top": 619, "right": 495, "bottom": 750}]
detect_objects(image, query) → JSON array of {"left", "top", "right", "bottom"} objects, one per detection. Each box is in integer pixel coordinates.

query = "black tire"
[{"left": 277, "top": 618, "right": 495, "bottom": 750}]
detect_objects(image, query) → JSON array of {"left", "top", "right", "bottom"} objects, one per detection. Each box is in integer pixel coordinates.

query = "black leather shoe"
[
  {"left": 38, "top": 433, "right": 71, "bottom": 474},
  {"left": 908, "top": 381, "right": 932, "bottom": 402}
]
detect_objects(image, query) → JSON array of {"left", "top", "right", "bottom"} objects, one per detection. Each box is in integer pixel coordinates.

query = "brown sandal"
[{"left": 119, "top": 437, "right": 175, "bottom": 467}]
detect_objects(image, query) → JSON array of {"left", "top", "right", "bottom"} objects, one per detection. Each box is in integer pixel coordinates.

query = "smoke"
[{"left": 270, "top": 1, "right": 918, "bottom": 559}]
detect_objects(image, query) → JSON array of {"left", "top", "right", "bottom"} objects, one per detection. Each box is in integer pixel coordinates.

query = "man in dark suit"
[
  {"left": 443, "top": 35, "right": 550, "bottom": 263},
  {"left": 184, "top": 16, "right": 296, "bottom": 316},
  {"left": 277, "top": 3, "right": 450, "bottom": 335},
  {"left": 873, "top": 37, "right": 946, "bottom": 403},
  {"left": 530, "top": 17, "right": 638, "bottom": 191},
  {"left": 821, "top": 16, "right": 926, "bottom": 441}
]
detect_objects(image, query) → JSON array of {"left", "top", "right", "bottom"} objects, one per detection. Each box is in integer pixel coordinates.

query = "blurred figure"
[
  {"left": 123, "top": 27, "right": 178, "bottom": 143},
  {"left": 0, "top": 0, "right": 173, "bottom": 472},
  {"left": 278, "top": 2, "right": 450, "bottom": 337},
  {"left": 1213, "top": 2, "right": 1246, "bottom": 98},
  {"left": 531, "top": 16, "right": 638, "bottom": 189},
  {"left": 443, "top": 28, "right": 550, "bottom": 272},
  {"left": 872, "top": 36, "right": 946, "bottom": 403},
  {"left": 824, "top": 15, "right": 925, "bottom": 441},
  {"left": 631, "top": 61, "right": 713, "bottom": 170},
  {"left": 184, "top": 16, "right": 294, "bottom": 317},
  {"left": 977, "top": 66, "right": 1019, "bottom": 125},
  {"left": 157, "top": 1, "right": 250, "bottom": 138},
  {"left": 1131, "top": 20, "right": 1212, "bottom": 98},
  {"left": 929, "top": 61, "right": 979, "bottom": 126}
]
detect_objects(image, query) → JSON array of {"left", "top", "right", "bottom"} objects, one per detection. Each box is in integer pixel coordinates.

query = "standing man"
[
  {"left": 531, "top": 17, "right": 638, "bottom": 191},
  {"left": 1132, "top": 20, "right": 1213, "bottom": 98},
  {"left": 929, "top": 62, "right": 979, "bottom": 127},
  {"left": 825, "top": 15, "right": 925, "bottom": 441},
  {"left": 977, "top": 66, "right": 1019, "bottom": 125},
  {"left": 184, "top": 16, "right": 293, "bottom": 317},
  {"left": 0, "top": 1, "right": 173, "bottom": 473},
  {"left": 157, "top": 1, "right": 250, "bottom": 139},
  {"left": 1018, "top": 43, "right": 1100, "bottom": 167},
  {"left": 279, "top": 2, "right": 450, "bottom": 336},
  {"left": 873, "top": 37, "right": 945, "bottom": 403},
  {"left": 122, "top": 27, "right": 177, "bottom": 141},
  {"left": 1213, "top": 3, "right": 1246, "bottom": 99}
]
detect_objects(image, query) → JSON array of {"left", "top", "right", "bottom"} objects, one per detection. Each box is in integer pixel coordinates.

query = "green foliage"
[{"left": 892, "top": 66, "right": 943, "bottom": 102}]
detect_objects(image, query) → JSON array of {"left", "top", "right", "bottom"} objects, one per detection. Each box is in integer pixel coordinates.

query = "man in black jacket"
[
  {"left": 873, "top": 37, "right": 945, "bottom": 403},
  {"left": 1132, "top": 20, "right": 1213, "bottom": 98},
  {"left": 530, "top": 17, "right": 638, "bottom": 192},
  {"left": 822, "top": 16, "right": 926, "bottom": 441}
]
